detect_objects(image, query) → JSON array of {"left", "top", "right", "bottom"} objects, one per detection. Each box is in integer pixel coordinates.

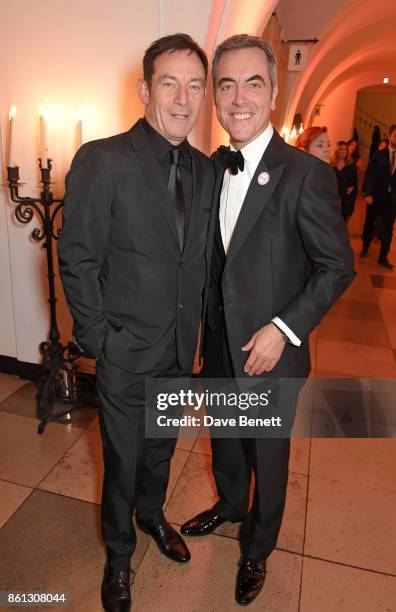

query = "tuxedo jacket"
[
  {"left": 58, "top": 119, "right": 214, "bottom": 374},
  {"left": 364, "top": 148, "right": 396, "bottom": 206},
  {"left": 203, "top": 130, "right": 355, "bottom": 378}
]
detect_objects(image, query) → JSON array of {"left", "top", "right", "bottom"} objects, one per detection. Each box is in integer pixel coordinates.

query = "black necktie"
[
  {"left": 217, "top": 145, "right": 245, "bottom": 175},
  {"left": 168, "top": 148, "right": 185, "bottom": 252}
]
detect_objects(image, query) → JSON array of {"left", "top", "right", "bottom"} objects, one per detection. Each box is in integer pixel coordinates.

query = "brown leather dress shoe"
[
  {"left": 101, "top": 566, "right": 131, "bottom": 612},
  {"left": 180, "top": 508, "right": 227, "bottom": 536},
  {"left": 136, "top": 516, "right": 190, "bottom": 563},
  {"left": 235, "top": 559, "right": 267, "bottom": 606}
]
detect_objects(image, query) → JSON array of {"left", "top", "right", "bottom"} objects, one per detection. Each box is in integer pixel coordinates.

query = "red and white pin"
[{"left": 257, "top": 171, "right": 270, "bottom": 186}]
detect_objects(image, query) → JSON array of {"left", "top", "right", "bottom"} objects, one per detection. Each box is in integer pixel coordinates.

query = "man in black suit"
[
  {"left": 181, "top": 35, "right": 355, "bottom": 606},
  {"left": 58, "top": 34, "right": 214, "bottom": 612},
  {"left": 361, "top": 123, "right": 396, "bottom": 269}
]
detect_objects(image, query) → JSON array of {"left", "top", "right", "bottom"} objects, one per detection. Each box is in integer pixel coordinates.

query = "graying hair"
[{"left": 212, "top": 34, "right": 277, "bottom": 93}]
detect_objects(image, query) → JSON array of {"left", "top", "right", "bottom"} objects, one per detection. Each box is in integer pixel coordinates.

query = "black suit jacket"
[
  {"left": 203, "top": 130, "right": 355, "bottom": 378},
  {"left": 364, "top": 148, "right": 396, "bottom": 206},
  {"left": 58, "top": 119, "right": 214, "bottom": 373}
]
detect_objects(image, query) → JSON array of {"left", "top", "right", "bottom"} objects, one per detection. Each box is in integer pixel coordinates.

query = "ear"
[
  {"left": 270, "top": 84, "right": 278, "bottom": 111},
  {"left": 138, "top": 79, "right": 150, "bottom": 105}
]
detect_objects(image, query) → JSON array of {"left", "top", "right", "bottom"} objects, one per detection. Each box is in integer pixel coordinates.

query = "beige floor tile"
[
  {"left": 133, "top": 535, "right": 302, "bottom": 612},
  {"left": 165, "top": 452, "right": 307, "bottom": 554},
  {"left": 39, "top": 427, "right": 188, "bottom": 507},
  {"left": 0, "top": 489, "right": 150, "bottom": 610},
  {"left": 305, "top": 474, "right": 396, "bottom": 574},
  {"left": 317, "top": 316, "right": 390, "bottom": 348},
  {"left": 316, "top": 339, "right": 396, "bottom": 378},
  {"left": 310, "top": 439, "right": 396, "bottom": 492},
  {"left": 0, "top": 412, "right": 83, "bottom": 487},
  {"left": 0, "top": 479, "right": 32, "bottom": 529},
  {"left": 165, "top": 448, "right": 190, "bottom": 504},
  {"left": 341, "top": 281, "right": 378, "bottom": 302},
  {"left": 289, "top": 438, "right": 310, "bottom": 475},
  {"left": 39, "top": 429, "right": 103, "bottom": 504},
  {"left": 0, "top": 374, "right": 27, "bottom": 403},
  {"left": 300, "top": 556, "right": 396, "bottom": 612}
]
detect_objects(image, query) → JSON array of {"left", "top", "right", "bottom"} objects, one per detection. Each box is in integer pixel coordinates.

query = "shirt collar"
[
  {"left": 142, "top": 117, "right": 189, "bottom": 163},
  {"left": 230, "top": 123, "right": 274, "bottom": 168}
]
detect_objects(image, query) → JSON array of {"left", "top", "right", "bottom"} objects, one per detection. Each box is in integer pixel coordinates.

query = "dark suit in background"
[
  {"left": 58, "top": 118, "right": 213, "bottom": 569},
  {"left": 362, "top": 146, "right": 396, "bottom": 262}
]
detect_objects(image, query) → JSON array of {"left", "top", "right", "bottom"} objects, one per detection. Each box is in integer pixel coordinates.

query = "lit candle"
[
  {"left": 281, "top": 126, "right": 287, "bottom": 140},
  {"left": 75, "top": 111, "right": 83, "bottom": 148},
  {"left": 290, "top": 126, "right": 297, "bottom": 142},
  {"left": 299, "top": 123, "right": 304, "bottom": 134},
  {"left": 39, "top": 106, "right": 48, "bottom": 168},
  {"left": 7, "top": 105, "right": 17, "bottom": 167}
]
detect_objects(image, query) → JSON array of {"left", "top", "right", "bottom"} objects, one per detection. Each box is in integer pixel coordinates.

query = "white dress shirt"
[{"left": 219, "top": 123, "right": 301, "bottom": 347}]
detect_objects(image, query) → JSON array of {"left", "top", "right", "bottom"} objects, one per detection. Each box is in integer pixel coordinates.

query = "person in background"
[
  {"left": 331, "top": 140, "right": 358, "bottom": 221},
  {"left": 361, "top": 124, "right": 396, "bottom": 269},
  {"left": 379, "top": 138, "right": 389, "bottom": 150},
  {"left": 347, "top": 138, "right": 361, "bottom": 166},
  {"left": 295, "top": 126, "right": 331, "bottom": 163},
  {"left": 369, "top": 125, "right": 381, "bottom": 160}
]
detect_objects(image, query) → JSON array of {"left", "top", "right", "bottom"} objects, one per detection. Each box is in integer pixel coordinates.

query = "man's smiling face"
[
  {"left": 138, "top": 49, "right": 206, "bottom": 145},
  {"left": 214, "top": 47, "right": 278, "bottom": 150}
]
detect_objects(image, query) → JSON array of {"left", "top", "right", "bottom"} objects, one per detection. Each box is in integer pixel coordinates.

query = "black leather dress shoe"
[
  {"left": 136, "top": 516, "right": 190, "bottom": 563},
  {"left": 180, "top": 508, "right": 227, "bottom": 536},
  {"left": 377, "top": 257, "right": 394, "bottom": 269},
  {"left": 235, "top": 559, "right": 267, "bottom": 606},
  {"left": 101, "top": 566, "right": 131, "bottom": 612}
]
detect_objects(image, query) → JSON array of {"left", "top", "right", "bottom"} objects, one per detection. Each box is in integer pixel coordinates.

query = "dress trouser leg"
[
  {"left": 379, "top": 203, "right": 396, "bottom": 258},
  {"left": 204, "top": 319, "right": 298, "bottom": 559},
  {"left": 362, "top": 201, "right": 381, "bottom": 249},
  {"left": 97, "top": 357, "right": 146, "bottom": 570},
  {"left": 96, "top": 336, "right": 185, "bottom": 569}
]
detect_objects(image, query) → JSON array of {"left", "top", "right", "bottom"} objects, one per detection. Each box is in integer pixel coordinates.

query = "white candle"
[
  {"left": 39, "top": 106, "right": 48, "bottom": 168},
  {"left": 7, "top": 105, "right": 17, "bottom": 167},
  {"left": 75, "top": 112, "right": 83, "bottom": 148}
]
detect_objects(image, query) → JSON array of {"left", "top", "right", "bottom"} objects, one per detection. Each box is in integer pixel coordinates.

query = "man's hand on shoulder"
[{"left": 241, "top": 323, "right": 286, "bottom": 376}]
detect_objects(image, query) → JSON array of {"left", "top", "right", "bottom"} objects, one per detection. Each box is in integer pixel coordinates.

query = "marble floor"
[{"left": 0, "top": 199, "right": 396, "bottom": 611}]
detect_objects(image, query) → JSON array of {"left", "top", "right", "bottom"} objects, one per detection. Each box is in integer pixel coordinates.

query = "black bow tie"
[{"left": 217, "top": 146, "right": 245, "bottom": 175}]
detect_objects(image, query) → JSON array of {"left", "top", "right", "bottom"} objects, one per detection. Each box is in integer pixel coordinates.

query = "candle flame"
[
  {"left": 299, "top": 123, "right": 304, "bottom": 134},
  {"left": 281, "top": 126, "right": 287, "bottom": 136},
  {"left": 291, "top": 127, "right": 297, "bottom": 138},
  {"left": 9, "top": 105, "right": 17, "bottom": 119},
  {"left": 38, "top": 105, "right": 47, "bottom": 119},
  {"left": 75, "top": 110, "right": 83, "bottom": 122}
]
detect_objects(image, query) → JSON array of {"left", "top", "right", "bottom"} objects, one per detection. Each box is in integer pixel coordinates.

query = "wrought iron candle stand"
[{"left": 6, "top": 161, "right": 96, "bottom": 433}]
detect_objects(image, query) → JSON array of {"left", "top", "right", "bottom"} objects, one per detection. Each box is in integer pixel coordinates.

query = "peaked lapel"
[
  {"left": 225, "top": 130, "right": 286, "bottom": 269},
  {"left": 129, "top": 120, "right": 180, "bottom": 252}
]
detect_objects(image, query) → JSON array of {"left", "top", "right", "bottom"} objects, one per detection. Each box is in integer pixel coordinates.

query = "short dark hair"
[
  {"left": 212, "top": 34, "right": 277, "bottom": 92},
  {"left": 143, "top": 33, "right": 208, "bottom": 87},
  {"left": 389, "top": 124, "right": 396, "bottom": 136}
]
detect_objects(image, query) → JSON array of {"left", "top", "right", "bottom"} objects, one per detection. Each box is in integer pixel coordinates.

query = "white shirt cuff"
[{"left": 271, "top": 317, "right": 301, "bottom": 347}]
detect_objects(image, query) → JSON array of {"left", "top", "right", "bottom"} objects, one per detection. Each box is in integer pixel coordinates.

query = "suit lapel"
[
  {"left": 225, "top": 131, "right": 285, "bottom": 269},
  {"left": 129, "top": 120, "right": 180, "bottom": 251},
  {"left": 206, "top": 156, "right": 225, "bottom": 264}
]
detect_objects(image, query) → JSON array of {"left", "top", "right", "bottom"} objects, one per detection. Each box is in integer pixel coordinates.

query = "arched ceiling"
[{"left": 284, "top": 0, "right": 396, "bottom": 127}]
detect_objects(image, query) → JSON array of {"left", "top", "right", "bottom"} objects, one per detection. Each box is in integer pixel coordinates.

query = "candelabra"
[{"left": 6, "top": 161, "right": 96, "bottom": 433}]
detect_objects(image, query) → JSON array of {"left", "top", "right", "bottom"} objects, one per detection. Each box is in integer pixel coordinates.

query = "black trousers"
[
  {"left": 96, "top": 335, "right": 186, "bottom": 570},
  {"left": 362, "top": 197, "right": 396, "bottom": 258},
  {"left": 202, "top": 321, "right": 297, "bottom": 561}
]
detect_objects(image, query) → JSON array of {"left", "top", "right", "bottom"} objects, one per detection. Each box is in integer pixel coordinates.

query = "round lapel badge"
[{"left": 258, "top": 171, "right": 270, "bottom": 186}]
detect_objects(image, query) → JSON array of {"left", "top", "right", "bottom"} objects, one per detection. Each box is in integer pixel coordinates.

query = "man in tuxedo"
[
  {"left": 361, "top": 124, "right": 396, "bottom": 269},
  {"left": 58, "top": 34, "right": 214, "bottom": 612},
  {"left": 181, "top": 35, "right": 355, "bottom": 606}
]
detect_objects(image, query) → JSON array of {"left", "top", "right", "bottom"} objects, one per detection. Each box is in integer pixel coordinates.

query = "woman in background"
[
  {"left": 295, "top": 126, "right": 331, "bottom": 163},
  {"left": 331, "top": 141, "right": 358, "bottom": 221}
]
